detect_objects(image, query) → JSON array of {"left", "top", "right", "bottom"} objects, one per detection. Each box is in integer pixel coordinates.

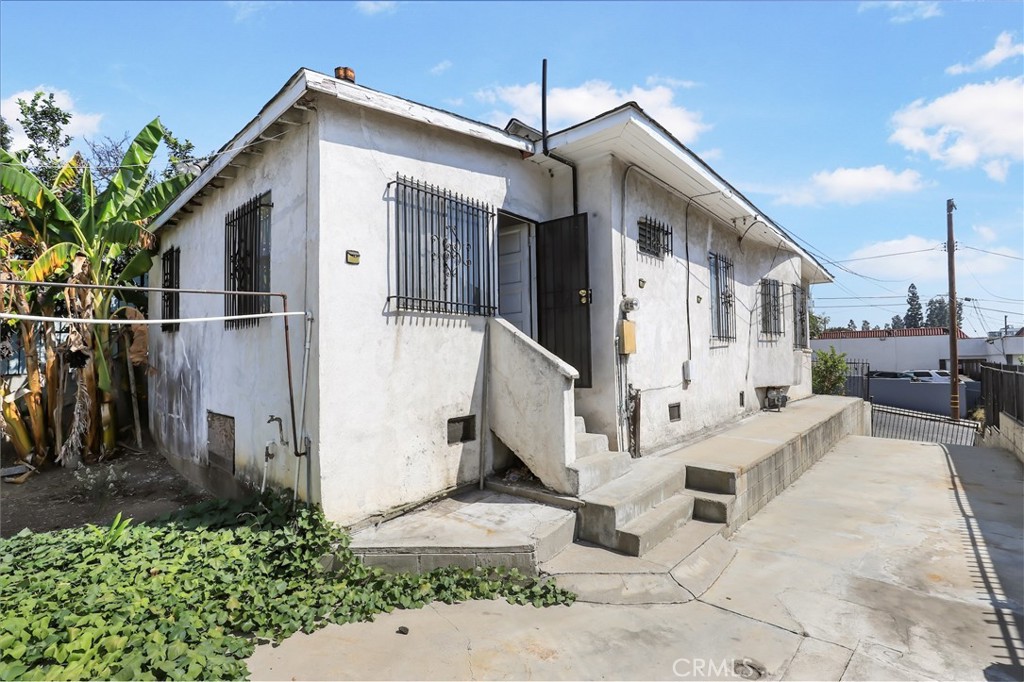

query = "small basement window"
[
  {"left": 668, "top": 403, "right": 681, "bottom": 422},
  {"left": 447, "top": 415, "right": 477, "bottom": 444}
]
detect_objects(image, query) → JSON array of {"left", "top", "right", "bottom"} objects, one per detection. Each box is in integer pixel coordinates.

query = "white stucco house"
[{"left": 149, "top": 67, "right": 832, "bottom": 527}]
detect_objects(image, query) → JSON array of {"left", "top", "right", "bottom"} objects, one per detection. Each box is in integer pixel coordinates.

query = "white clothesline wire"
[{"left": 0, "top": 311, "right": 306, "bottom": 325}]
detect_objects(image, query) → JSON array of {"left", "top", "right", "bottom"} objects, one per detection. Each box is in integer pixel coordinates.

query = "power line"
[
  {"left": 834, "top": 246, "right": 942, "bottom": 263},
  {"left": 962, "top": 245, "right": 1023, "bottom": 261}
]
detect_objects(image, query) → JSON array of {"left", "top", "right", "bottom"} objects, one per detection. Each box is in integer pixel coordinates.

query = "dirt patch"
[{"left": 1, "top": 440, "right": 214, "bottom": 538}]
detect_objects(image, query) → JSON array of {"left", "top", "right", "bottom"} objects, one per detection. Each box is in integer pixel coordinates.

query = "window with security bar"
[
  {"left": 637, "top": 216, "right": 672, "bottom": 258},
  {"left": 759, "top": 278, "right": 784, "bottom": 338},
  {"left": 224, "top": 191, "right": 272, "bottom": 329},
  {"left": 709, "top": 252, "right": 735, "bottom": 341},
  {"left": 390, "top": 174, "right": 496, "bottom": 316},
  {"left": 792, "top": 285, "right": 809, "bottom": 349},
  {"left": 161, "top": 247, "right": 180, "bottom": 332}
]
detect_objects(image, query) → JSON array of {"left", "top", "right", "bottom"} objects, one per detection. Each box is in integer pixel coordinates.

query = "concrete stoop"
[
  {"left": 567, "top": 416, "right": 633, "bottom": 496},
  {"left": 349, "top": 490, "right": 576, "bottom": 576},
  {"left": 577, "top": 458, "right": 692, "bottom": 556}
]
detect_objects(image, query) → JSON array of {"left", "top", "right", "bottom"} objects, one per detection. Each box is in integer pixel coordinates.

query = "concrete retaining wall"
[
  {"left": 980, "top": 412, "right": 1024, "bottom": 465},
  {"left": 729, "top": 397, "right": 869, "bottom": 531}
]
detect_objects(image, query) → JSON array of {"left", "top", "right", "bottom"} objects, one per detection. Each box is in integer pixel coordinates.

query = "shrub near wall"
[{"left": 812, "top": 346, "right": 849, "bottom": 396}]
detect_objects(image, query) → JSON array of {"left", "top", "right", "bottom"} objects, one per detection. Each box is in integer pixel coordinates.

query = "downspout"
[
  {"left": 294, "top": 312, "right": 314, "bottom": 504},
  {"left": 541, "top": 59, "right": 579, "bottom": 216}
]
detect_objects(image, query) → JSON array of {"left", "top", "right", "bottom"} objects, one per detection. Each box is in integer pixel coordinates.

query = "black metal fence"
[
  {"left": 872, "top": 404, "right": 980, "bottom": 446},
  {"left": 981, "top": 363, "right": 1024, "bottom": 429}
]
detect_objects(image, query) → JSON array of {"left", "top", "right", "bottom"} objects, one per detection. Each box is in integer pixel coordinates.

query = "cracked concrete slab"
[{"left": 247, "top": 435, "right": 1023, "bottom": 681}]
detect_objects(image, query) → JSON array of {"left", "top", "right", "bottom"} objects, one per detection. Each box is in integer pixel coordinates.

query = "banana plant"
[{"left": 1, "top": 118, "right": 193, "bottom": 460}]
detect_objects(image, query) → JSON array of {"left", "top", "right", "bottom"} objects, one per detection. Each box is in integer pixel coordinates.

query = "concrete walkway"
[{"left": 248, "top": 436, "right": 1023, "bottom": 681}]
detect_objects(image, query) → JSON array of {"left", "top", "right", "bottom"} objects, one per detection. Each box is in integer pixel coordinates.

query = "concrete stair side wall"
[{"left": 488, "top": 318, "right": 578, "bottom": 493}]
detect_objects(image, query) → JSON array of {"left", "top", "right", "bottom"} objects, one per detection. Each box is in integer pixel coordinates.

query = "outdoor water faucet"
[{"left": 267, "top": 415, "right": 287, "bottom": 446}]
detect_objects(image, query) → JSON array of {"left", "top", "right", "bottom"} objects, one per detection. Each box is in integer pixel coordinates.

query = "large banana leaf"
[
  {"left": 100, "top": 221, "right": 157, "bottom": 252},
  {"left": 99, "top": 118, "right": 165, "bottom": 223},
  {"left": 0, "top": 150, "right": 75, "bottom": 225},
  {"left": 77, "top": 163, "right": 96, "bottom": 242},
  {"left": 115, "top": 249, "right": 153, "bottom": 284},
  {"left": 24, "top": 242, "right": 79, "bottom": 282},
  {"left": 51, "top": 153, "right": 82, "bottom": 194},
  {"left": 123, "top": 173, "right": 194, "bottom": 222}
]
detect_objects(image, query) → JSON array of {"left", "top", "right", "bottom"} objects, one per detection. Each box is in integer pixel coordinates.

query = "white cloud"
[
  {"left": 843, "top": 234, "right": 1015, "bottom": 285},
  {"left": 430, "top": 60, "right": 452, "bottom": 76},
  {"left": 225, "top": 1, "right": 273, "bottom": 22},
  {"left": 971, "top": 225, "right": 997, "bottom": 243},
  {"left": 355, "top": 1, "right": 396, "bottom": 15},
  {"left": 1, "top": 87, "right": 102, "bottom": 154},
  {"left": 858, "top": 1, "right": 942, "bottom": 23},
  {"left": 645, "top": 75, "right": 698, "bottom": 89},
  {"left": 777, "top": 165, "right": 925, "bottom": 206},
  {"left": 889, "top": 77, "right": 1024, "bottom": 181},
  {"left": 443, "top": 97, "right": 464, "bottom": 108},
  {"left": 474, "top": 78, "right": 709, "bottom": 144},
  {"left": 947, "top": 32, "right": 1024, "bottom": 75}
]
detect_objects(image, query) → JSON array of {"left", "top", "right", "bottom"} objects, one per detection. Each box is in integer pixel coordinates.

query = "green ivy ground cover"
[{"left": 0, "top": 493, "right": 574, "bottom": 680}]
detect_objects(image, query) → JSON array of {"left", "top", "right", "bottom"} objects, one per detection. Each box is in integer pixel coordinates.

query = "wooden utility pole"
[{"left": 946, "top": 198, "right": 960, "bottom": 419}]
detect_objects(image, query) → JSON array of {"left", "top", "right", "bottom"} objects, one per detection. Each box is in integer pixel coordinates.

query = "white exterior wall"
[
  {"left": 810, "top": 335, "right": 950, "bottom": 371},
  {"left": 314, "top": 96, "right": 552, "bottom": 524},
  {"left": 149, "top": 112, "right": 318, "bottom": 495},
  {"left": 583, "top": 158, "right": 809, "bottom": 455}
]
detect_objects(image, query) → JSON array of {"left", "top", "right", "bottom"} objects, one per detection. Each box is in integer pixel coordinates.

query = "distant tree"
[
  {"left": 0, "top": 116, "right": 11, "bottom": 151},
  {"left": 847, "top": 319, "right": 857, "bottom": 331},
  {"left": 84, "top": 133, "right": 131, "bottom": 189},
  {"left": 890, "top": 314, "right": 905, "bottom": 330},
  {"left": 872, "top": 324, "right": 881, "bottom": 331},
  {"left": 14, "top": 92, "right": 72, "bottom": 185},
  {"left": 925, "top": 295, "right": 964, "bottom": 328},
  {"left": 861, "top": 320, "right": 871, "bottom": 331},
  {"left": 809, "top": 312, "right": 829, "bottom": 339},
  {"left": 161, "top": 131, "right": 202, "bottom": 179},
  {"left": 905, "top": 284, "right": 924, "bottom": 328}
]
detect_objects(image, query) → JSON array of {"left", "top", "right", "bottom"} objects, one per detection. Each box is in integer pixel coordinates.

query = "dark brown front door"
[{"left": 536, "top": 214, "right": 592, "bottom": 388}]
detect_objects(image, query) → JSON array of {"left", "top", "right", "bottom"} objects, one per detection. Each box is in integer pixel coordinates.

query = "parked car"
[
  {"left": 906, "top": 370, "right": 953, "bottom": 383},
  {"left": 867, "top": 370, "right": 913, "bottom": 379}
]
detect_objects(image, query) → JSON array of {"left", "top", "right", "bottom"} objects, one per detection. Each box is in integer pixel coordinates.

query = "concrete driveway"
[{"left": 247, "top": 436, "right": 1023, "bottom": 680}]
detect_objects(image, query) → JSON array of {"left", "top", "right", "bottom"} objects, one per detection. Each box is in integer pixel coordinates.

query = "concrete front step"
[
  {"left": 616, "top": 493, "right": 695, "bottom": 556},
  {"left": 567, "top": 451, "right": 633, "bottom": 496},
  {"left": 575, "top": 431, "right": 610, "bottom": 458},
  {"left": 574, "top": 415, "right": 587, "bottom": 433},
  {"left": 578, "top": 458, "right": 688, "bottom": 554}
]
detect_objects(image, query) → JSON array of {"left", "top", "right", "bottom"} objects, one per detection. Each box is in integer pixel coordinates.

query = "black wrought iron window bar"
[
  {"left": 792, "top": 284, "right": 809, "bottom": 349},
  {"left": 760, "top": 278, "right": 784, "bottom": 338},
  {"left": 161, "top": 247, "right": 180, "bottom": 332},
  {"left": 389, "top": 174, "right": 496, "bottom": 316},
  {"left": 637, "top": 216, "right": 672, "bottom": 258},
  {"left": 709, "top": 252, "right": 735, "bottom": 341},
  {"left": 224, "top": 191, "right": 272, "bottom": 329}
]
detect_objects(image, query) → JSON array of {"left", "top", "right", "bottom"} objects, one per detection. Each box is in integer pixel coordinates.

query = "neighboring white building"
[
  {"left": 149, "top": 67, "right": 831, "bottom": 527},
  {"left": 811, "top": 326, "right": 1024, "bottom": 377}
]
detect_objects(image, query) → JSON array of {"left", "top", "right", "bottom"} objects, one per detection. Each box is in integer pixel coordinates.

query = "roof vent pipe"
[
  {"left": 540, "top": 59, "right": 578, "bottom": 215},
  {"left": 334, "top": 66, "right": 356, "bottom": 83}
]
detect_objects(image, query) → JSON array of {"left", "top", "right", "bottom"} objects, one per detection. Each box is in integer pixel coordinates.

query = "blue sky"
[{"left": 2, "top": 0, "right": 1021, "bottom": 334}]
